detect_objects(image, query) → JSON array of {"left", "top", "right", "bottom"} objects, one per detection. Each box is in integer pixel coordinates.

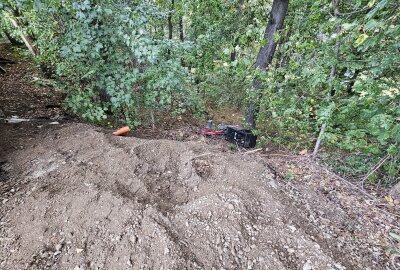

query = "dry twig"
[
  {"left": 190, "top": 153, "right": 213, "bottom": 160},
  {"left": 244, "top": 148, "right": 262, "bottom": 154},
  {"left": 261, "top": 153, "right": 307, "bottom": 159},
  {"left": 323, "top": 168, "right": 376, "bottom": 200},
  {"left": 361, "top": 155, "right": 390, "bottom": 189}
]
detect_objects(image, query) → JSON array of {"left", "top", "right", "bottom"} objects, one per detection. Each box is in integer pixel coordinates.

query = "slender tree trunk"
[
  {"left": 167, "top": 0, "right": 174, "bottom": 56},
  {"left": 230, "top": 37, "right": 240, "bottom": 62},
  {"left": 179, "top": 16, "right": 184, "bottom": 42},
  {"left": 230, "top": 0, "right": 244, "bottom": 62},
  {"left": 179, "top": 15, "right": 185, "bottom": 66},
  {"left": 168, "top": 0, "right": 174, "bottom": 40},
  {"left": 230, "top": 48, "right": 237, "bottom": 62},
  {"left": 150, "top": 110, "right": 155, "bottom": 129},
  {"left": 312, "top": 0, "right": 341, "bottom": 159},
  {"left": 10, "top": 15, "right": 37, "bottom": 56},
  {"left": 246, "top": 0, "right": 289, "bottom": 128}
]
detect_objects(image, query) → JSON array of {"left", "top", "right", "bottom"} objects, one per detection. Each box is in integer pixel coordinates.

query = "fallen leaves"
[{"left": 299, "top": 149, "right": 308, "bottom": 155}]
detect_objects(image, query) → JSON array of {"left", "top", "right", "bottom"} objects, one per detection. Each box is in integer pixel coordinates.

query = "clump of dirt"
[{"left": 0, "top": 123, "right": 398, "bottom": 270}]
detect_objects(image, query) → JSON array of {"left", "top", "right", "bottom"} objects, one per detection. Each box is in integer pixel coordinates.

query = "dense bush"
[{"left": 1, "top": 0, "right": 202, "bottom": 127}]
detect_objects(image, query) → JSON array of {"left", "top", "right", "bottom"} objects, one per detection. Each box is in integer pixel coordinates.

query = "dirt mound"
[{"left": 0, "top": 124, "right": 394, "bottom": 270}]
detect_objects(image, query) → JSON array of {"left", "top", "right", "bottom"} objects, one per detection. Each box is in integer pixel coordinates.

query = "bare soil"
[{"left": 1, "top": 44, "right": 399, "bottom": 270}]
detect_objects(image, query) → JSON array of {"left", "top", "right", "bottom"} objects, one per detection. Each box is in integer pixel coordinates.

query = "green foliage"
[
  {"left": 182, "top": 0, "right": 268, "bottom": 109},
  {"left": 256, "top": 0, "right": 400, "bottom": 183},
  {"left": 1, "top": 0, "right": 201, "bottom": 127},
  {"left": 197, "top": 60, "right": 251, "bottom": 108}
]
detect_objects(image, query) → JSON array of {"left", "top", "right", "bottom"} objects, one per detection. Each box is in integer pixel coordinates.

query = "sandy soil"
[{"left": 1, "top": 44, "right": 399, "bottom": 270}]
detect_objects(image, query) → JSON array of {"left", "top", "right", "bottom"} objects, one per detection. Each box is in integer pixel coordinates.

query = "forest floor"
[{"left": 1, "top": 43, "right": 400, "bottom": 270}]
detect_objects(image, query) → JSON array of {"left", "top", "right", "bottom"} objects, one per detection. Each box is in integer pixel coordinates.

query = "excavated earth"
[{"left": 1, "top": 44, "right": 399, "bottom": 270}]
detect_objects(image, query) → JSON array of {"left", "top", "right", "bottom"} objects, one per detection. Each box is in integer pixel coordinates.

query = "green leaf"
[
  {"left": 355, "top": 34, "right": 369, "bottom": 46},
  {"left": 342, "top": 23, "right": 354, "bottom": 31},
  {"left": 274, "top": 32, "right": 280, "bottom": 42},
  {"left": 260, "top": 38, "right": 269, "bottom": 47},
  {"left": 73, "top": 45, "right": 82, "bottom": 53},
  {"left": 367, "top": 0, "right": 376, "bottom": 8}
]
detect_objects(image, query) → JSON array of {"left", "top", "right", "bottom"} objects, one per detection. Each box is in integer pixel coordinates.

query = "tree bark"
[
  {"left": 230, "top": 48, "right": 237, "bottom": 62},
  {"left": 179, "top": 16, "right": 184, "bottom": 42},
  {"left": 167, "top": 0, "right": 174, "bottom": 56},
  {"left": 230, "top": 37, "right": 239, "bottom": 62},
  {"left": 168, "top": 0, "right": 174, "bottom": 40},
  {"left": 255, "top": 0, "right": 289, "bottom": 70},
  {"left": 245, "top": 0, "right": 289, "bottom": 128}
]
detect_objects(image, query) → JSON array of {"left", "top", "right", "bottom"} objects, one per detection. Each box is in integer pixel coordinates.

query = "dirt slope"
[{"left": 0, "top": 123, "right": 396, "bottom": 270}]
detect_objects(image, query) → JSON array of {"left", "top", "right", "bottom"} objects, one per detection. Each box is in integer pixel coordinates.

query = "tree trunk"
[
  {"left": 230, "top": 37, "right": 239, "bottom": 62},
  {"left": 179, "top": 15, "right": 185, "bottom": 66},
  {"left": 8, "top": 15, "right": 37, "bottom": 56},
  {"left": 230, "top": 0, "right": 244, "bottom": 62},
  {"left": 179, "top": 16, "right": 184, "bottom": 42},
  {"left": 255, "top": 0, "right": 289, "bottom": 70},
  {"left": 245, "top": 0, "right": 289, "bottom": 128},
  {"left": 312, "top": 0, "right": 340, "bottom": 159},
  {"left": 167, "top": 0, "right": 174, "bottom": 56},
  {"left": 168, "top": 0, "right": 174, "bottom": 40},
  {"left": 230, "top": 48, "right": 237, "bottom": 62}
]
